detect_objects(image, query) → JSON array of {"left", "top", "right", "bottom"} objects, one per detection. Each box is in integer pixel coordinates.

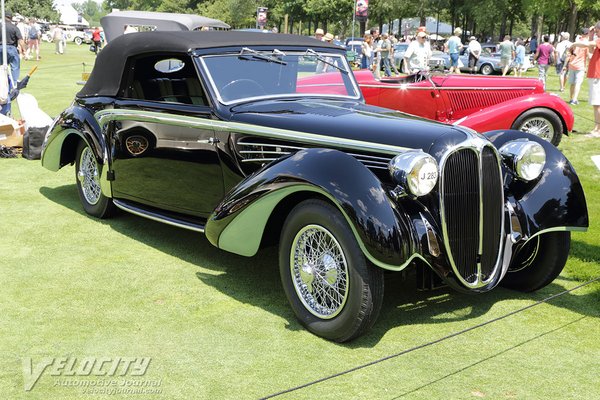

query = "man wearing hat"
[
  {"left": 0, "top": 11, "right": 25, "bottom": 84},
  {"left": 467, "top": 36, "right": 481, "bottom": 74},
  {"left": 316, "top": 33, "right": 336, "bottom": 73},
  {"left": 314, "top": 28, "right": 324, "bottom": 41},
  {"left": 403, "top": 31, "right": 432, "bottom": 73}
]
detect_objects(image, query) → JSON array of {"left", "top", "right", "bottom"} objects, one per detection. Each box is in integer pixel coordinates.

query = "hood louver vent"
[{"left": 236, "top": 138, "right": 392, "bottom": 171}]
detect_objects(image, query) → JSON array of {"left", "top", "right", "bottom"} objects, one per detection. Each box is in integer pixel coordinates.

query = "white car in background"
[{"left": 42, "top": 25, "right": 88, "bottom": 45}]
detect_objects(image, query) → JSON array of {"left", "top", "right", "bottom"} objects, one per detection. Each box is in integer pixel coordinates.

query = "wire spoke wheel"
[
  {"left": 290, "top": 224, "right": 349, "bottom": 319},
  {"left": 518, "top": 117, "right": 554, "bottom": 141},
  {"left": 77, "top": 146, "right": 101, "bottom": 205}
]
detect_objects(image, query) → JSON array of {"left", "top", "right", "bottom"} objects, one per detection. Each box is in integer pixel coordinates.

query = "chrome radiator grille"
[{"left": 440, "top": 145, "right": 504, "bottom": 287}]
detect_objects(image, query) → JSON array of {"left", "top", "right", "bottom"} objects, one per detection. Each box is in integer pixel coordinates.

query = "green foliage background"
[{"left": 10, "top": 0, "right": 600, "bottom": 40}]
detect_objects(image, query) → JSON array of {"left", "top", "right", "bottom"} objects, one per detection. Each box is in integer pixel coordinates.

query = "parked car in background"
[
  {"left": 393, "top": 42, "right": 409, "bottom": 69},
  {"left": 438, "top": 47, "right": 503, "bottom": 75},
  {"left": 346, "top": 40, "right": 363, "bottom": 67},
  {"left": 42, "top": 25, "right": 89, "bottom": 45},
  {"left": 42, "top": 31, "right": 587, "bottom": 341},
  {"left": 393, "top": 43, "right": 446, "bottom": 72},
  {"left": 355, "top": 70, "right": 573, "bottom": 145}
]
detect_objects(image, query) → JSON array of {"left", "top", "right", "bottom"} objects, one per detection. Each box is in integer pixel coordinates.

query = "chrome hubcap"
[
  {"left": 519, "top": 117, "right": 554, "bottom": 141},
  {"left": 78, "top": 147, "right": 101, "bottom": 205},
  {"left": 290, "top": 225, "right": 349, "bottom": 319}
]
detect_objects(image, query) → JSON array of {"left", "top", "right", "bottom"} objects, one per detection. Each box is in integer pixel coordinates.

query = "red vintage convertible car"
[{"left": 352, "top": 70, "right": 574, "bottom": 146}]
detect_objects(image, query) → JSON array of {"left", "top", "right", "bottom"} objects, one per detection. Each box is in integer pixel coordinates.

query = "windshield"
[{"left": 199, "top": 51, "right": 360, "bottom": 105}]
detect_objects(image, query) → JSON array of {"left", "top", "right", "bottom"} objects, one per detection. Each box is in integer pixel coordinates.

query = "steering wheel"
[{"left": 220, "top": 79, "right": 266, "bottom": 101}]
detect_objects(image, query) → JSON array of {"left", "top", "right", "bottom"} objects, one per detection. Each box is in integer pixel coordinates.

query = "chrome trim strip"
[
  {"left": 237, "top": 141, "right": 307, "bottom": 150},
  {"left": 296, "top": 83, "right": 345, "bottom": 88},
  {"left": 354, "top": 159, "right": 389, "bottom": 166},
  {"left": 360, "top": 165, "right": 388, "bottom": 170},
  {"left": 113, "top": 199, "right": 205, "bottom": 233},
  {"left": 522, "top": 226, "right": 588, "bottom": 243},
  {"left": 360, "top": 84, "right": 537, "bottom": 90},
  {"left": 95, "top": 109, "right": 412, "bottom": 156},
  {"left": 241, "top": 158, "right": 279, "bottom": 163},
  {"left": 240, "top": 150, "right": 292, "bottom": 154},
  {"left": 347, "top": 153, "right": 392, "bottom": 162}
]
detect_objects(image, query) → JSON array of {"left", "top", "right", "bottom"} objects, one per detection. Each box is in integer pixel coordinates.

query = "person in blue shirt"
[
  {"left": 513, "top": 39, "right": 526, "bottom": 76},
  {"left": 445, "top": 28, "right": 463, "bottom": 74}
]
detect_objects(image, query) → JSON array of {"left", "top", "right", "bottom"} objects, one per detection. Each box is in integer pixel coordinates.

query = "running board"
[{"left": 113, "top": 199, "right": 205, "bottom": 233}]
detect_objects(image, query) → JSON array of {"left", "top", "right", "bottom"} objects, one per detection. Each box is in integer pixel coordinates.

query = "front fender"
[
  {"left": 484, "top": 129, "right": 588, "bottom": 239},
  {"left": 205, "top": 148, "right": 420, "bottom": 270},
  {"left": 453, "top": 94, "right": 574, "bottom": 134}
]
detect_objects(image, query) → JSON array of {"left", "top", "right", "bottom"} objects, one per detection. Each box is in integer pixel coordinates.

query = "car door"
[
  {"left": 108, "top": 55, "right": 223, "bottom": 218},
  {"left": 374, "top": 77, "right": 445, "bottom": 122}
]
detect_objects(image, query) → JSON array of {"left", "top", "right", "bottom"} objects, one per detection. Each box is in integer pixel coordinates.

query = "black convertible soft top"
[{"left": 78, "top": 31, "right": 342, "bottom": 98}]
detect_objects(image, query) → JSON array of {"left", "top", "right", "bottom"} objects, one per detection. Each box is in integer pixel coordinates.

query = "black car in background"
[{"left": 42, "top": 31, "right": 588, "bottom": 341}]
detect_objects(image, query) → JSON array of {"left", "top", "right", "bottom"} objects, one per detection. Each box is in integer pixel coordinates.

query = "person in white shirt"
[
  {"left": 554, "top": 32, "right": 572, "bottom": 92},
  {"left": 467, "top": 36, "right": 481, "bottom": 74},
  {"left": 403, "top": 31, "right": 432, "bottom": 73}
]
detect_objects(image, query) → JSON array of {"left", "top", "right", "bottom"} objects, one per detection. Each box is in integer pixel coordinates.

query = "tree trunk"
[
  {"left": 536, "top": 15, "right": 543, "bottom": 42},
  {"left": 499, "top": 16, "right": 507, "bottom": 41},
  {"left": 567, "top": 1, "right": 577, "bottom": 39},
  {"left": 360, "top": 20, "right": 366, "bottom": 36}
]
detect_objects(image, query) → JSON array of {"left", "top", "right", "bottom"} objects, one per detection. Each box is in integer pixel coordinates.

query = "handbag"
[{"left": 22, "top": 126, "right": 48, "bottom": 160}]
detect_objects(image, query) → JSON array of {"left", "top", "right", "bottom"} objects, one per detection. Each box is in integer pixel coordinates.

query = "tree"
[
  {"left": 6, "top": 0, "right": 59, "bottom": 21},
  {"left": 73, "top": 0, "right": 107, "bottom": 26}
]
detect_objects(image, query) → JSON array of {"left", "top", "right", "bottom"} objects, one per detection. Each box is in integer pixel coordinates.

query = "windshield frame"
[{"left": 197, "top": 50, "right": 362, "bottom": 106}]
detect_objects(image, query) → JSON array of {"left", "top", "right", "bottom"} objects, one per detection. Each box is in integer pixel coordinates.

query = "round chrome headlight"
[
  {"left": 499, "top": 139, "right": 546, "bottom": 181},
  {"left": 389, "top": 151, "right": 439, "bottom": 196}
]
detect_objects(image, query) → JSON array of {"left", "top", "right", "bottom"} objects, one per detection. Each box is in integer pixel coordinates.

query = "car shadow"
[{"left": 40, "top": 184, "right": 600, "bottom": 347}]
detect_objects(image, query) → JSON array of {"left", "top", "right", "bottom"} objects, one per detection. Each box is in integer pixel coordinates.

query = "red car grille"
[{"left": 446, "top": 90, "right": 529, "bottom": 113}]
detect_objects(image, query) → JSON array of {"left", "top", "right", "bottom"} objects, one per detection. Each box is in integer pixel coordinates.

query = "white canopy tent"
[{"left": 54, "top": 1, "right": 89, "bottom": 26}]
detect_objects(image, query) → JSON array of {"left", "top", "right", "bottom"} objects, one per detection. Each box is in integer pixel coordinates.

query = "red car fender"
[{"left": 450, "top": 93, "right": 574, "bottom": 134}]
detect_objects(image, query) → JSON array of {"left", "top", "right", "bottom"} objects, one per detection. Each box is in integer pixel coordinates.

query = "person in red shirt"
[
  {"left": 575, "top": 22, "right": 600, "bottom": 136},
  {"left": 91, "top": 27, "right": 102, "bottom": 55}
]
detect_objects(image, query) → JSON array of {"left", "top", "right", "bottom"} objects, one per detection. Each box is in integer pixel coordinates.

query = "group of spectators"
[
  {"left": 533, "top": 30, "right": 590, "bottom": 103},
  {"left": 358, "top": 27, "right": 432, "bottom": 78}
]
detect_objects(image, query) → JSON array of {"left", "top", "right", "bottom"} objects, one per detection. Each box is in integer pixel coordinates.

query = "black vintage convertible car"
[{"left": 42, "top": 31, "right": 588, "bottom": 342}]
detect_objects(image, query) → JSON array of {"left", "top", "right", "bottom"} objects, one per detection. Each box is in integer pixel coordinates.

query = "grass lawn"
[{"left": 1, "top": 42, "right": 599, "bottom": 399}]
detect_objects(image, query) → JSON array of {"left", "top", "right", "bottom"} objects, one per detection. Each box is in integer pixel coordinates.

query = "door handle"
[{"left": 197, "top": 137, "right": 220, "bottom": 144}]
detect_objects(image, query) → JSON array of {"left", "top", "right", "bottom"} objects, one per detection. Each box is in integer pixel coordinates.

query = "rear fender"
[
  {"left": 41, "top": 105, "right": 111, "bottom": 196},
  {"left": 484, "top": 129, "right": 588, "bottom": 241},
  {"left": 454, "top": 95, "right": 573, "bottom": 135},
  {"left": 205, "top": 148, "right": 421, "bottom": 270}
]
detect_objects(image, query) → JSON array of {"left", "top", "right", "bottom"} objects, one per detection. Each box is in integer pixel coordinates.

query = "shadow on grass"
[{"left": 40, "top": 184, "right": 600, "bottom": 347}]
